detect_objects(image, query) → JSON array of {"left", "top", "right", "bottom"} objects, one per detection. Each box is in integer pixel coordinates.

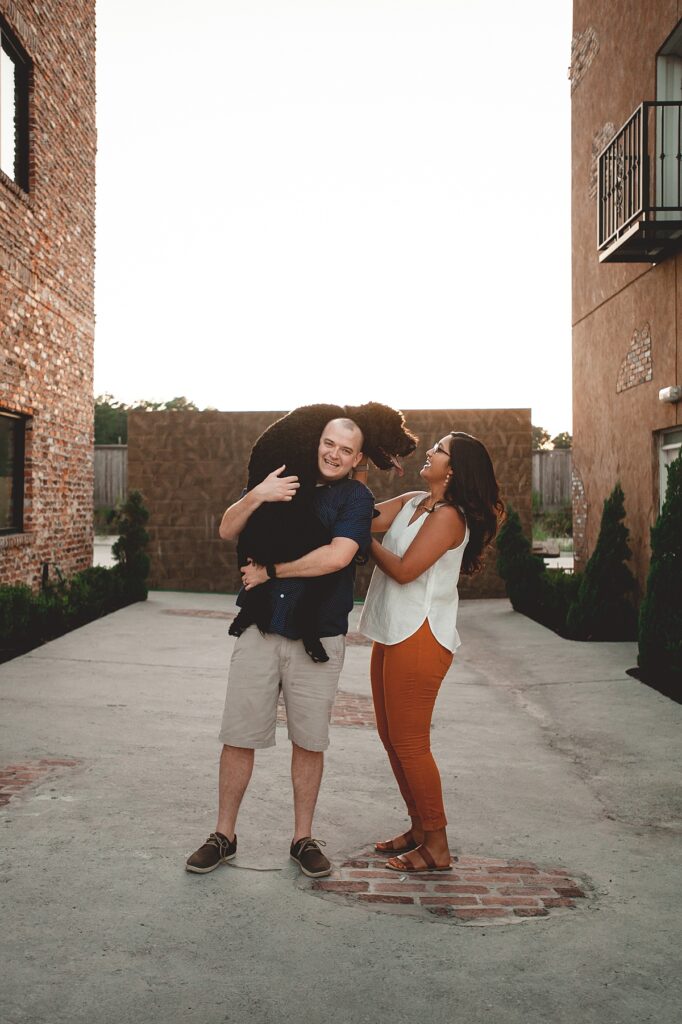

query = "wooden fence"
[
  {"left": 94, "top": 445, "right": 127, "bottom": 507},
  {"left": 532, "top": 449, "right": 572, "bottom": 510}
]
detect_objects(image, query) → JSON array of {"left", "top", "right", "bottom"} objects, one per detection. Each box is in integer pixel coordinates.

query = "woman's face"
[{"left": 420, "top": 435, "right": 452, "bottom": 485}]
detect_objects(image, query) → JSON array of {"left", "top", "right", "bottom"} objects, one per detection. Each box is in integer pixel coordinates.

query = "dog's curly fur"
[{"left": 229, "top": 402, "right": 417, "bottom": 660}]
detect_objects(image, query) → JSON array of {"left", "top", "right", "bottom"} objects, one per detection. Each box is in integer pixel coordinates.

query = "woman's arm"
[
  {"left": 371, "top": 491, "right": 424, "bottom": 532},
  {"left": 371, "top": 506, "right": 465, "bottom": 584}
]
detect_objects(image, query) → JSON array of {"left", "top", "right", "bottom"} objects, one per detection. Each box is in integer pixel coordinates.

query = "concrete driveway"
[{"left": 0, "top": 592, "right": 680, "bottom": 1024}]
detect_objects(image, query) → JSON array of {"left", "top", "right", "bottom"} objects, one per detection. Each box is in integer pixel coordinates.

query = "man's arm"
[
  {"left": 241, "top": 481, "right": 374, "bottom": 590},
  {"left": 241, "top": 537, "right": 359, "bottom": 589},
  {"left": 218, "top": 465, "right": 300, "bottom": 540}
]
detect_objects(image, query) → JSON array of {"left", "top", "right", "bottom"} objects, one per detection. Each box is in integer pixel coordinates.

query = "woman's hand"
[
  {"left": 252, "top": 465, "right": 300, "bottom": 503},
  {"left": 241, "top": 559, "right": 268, "bottom": 590}
]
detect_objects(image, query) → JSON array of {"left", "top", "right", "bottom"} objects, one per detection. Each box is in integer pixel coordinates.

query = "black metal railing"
[{"left": 598, "top": 101, "right": 682, "bottom": 254}]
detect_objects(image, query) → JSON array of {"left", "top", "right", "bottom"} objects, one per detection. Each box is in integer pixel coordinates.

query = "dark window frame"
[
  {"left": 0, "top": 16, "right": 31, "bottom": 193},
  {"left": 0, "top": 409, "right": 26, "bottom": 535}
]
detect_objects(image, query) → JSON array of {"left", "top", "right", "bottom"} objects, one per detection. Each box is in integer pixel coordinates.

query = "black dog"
[{"left": 229, "top": 402, "right": 418, "bottom": 660}]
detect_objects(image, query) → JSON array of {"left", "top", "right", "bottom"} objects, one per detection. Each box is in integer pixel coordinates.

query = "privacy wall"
[{"left": 128, "top": 409, "right": 531, "bottom": 599}]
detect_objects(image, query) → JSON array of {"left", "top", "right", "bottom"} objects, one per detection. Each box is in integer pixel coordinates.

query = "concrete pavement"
[{"left": 0, "top": 591, "right": 680, "bottom": 1024}]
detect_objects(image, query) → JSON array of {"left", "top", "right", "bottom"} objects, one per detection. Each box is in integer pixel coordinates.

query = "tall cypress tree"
[
  {"left": 565, "top": 483, "right": 637, "bottom": 640},
  {"left": 112, "top": 490, "right": 150, "bottom": 602},
  {"left": 496, "top": 507, "right": 546, "bottom": 615},
  {"left": 638, "top": 453, "right": 682, "bottom": 697}
]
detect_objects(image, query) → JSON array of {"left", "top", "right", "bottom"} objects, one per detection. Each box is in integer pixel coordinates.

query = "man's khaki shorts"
[{"left": 218, "top": 626, "right": 346, "bottom": 752}]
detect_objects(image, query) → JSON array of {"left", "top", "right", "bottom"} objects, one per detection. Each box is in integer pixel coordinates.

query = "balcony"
[{"left": 598, "top": 102, "right": 682, "bottom": 263}]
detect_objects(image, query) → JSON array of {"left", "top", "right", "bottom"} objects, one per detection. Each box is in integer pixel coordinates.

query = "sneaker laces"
[
  {"left": 204, "top": 832, "right": 231, "bottom": 855},
  {"left": 296, "top": 837, "right": 326, "bottom": 854}
]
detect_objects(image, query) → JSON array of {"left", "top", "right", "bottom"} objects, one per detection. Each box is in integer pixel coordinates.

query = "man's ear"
[{"left": 352, "top": 451, "right": 365, "bottom": 468}]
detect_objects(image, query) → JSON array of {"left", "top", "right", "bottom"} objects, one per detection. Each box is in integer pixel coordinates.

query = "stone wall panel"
[{"left": 128, "top": 409, "right": 531, "bottom": 600}]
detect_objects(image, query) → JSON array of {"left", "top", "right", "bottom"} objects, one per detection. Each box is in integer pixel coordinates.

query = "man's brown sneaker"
[
  {"left": 185, "top": 832, "right": 237, "bottom": 874},
  {"left": 290, "top": 837, "right": 332, "bottom": 878}
]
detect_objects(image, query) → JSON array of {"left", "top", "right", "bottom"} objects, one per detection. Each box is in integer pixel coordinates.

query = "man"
[{"left": 186, "top": 417, "right": 373, "bottom": 878}]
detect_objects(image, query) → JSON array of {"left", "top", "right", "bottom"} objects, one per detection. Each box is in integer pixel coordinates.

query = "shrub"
[
  {"left": 638, "top": 453, "right": 682, "bottom": 697},
  {"left": 93, "top": 504, "right": 121, "bottom": 535},
  {"left": 539, "top": 568, "right": 581, "bottom": 635},
  {"left": 112, "top": 489, "right": 150, "bottom": 601},
  {"left": 0, "top": 585, "right": 34, "bottom": 652},
  {"left": 496, "top": 507, "right": 580, "bottom": 636},
  {"left": 565, "top": 483, "right": 637, "bottom": 640},
  {"left": 496, "top": 507, "right": 546, "bottom": 616},
  {"left": 0, "top": 492, "right": 150, "bottom": 662},
  {"left": 542, "top": 504, "right": 573, "bottom": 538}
]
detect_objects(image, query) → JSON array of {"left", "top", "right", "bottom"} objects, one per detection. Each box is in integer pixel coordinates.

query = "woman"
[{"left": 358, "top": 431, "right": 503, "bottom": 873}]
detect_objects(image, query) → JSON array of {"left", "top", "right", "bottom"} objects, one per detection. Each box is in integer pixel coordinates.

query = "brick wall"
[
  {"left": 128, "top": 408, "right": 531, "bottom": 599},
  {"left": 615, "top": 322, "right": 653, "bottom": 394},
  {"left": 571, "top": 0, "right": 681, "bottom": 592},
  {"left": 0, "top": 1, "right": 96, "bottom": 588}
]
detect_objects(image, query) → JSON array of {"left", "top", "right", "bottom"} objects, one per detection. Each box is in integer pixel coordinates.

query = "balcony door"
[{"left": 656, "top": 44, "right": 682, "bottom": 218}]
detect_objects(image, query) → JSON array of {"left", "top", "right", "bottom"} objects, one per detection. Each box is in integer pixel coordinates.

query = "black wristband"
[{"left": 265, "top": 563, "right": 277, "bottom": 579}]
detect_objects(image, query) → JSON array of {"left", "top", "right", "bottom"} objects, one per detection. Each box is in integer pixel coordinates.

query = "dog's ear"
[{"left": 346, "top": 402, "right": 418, "bottom": 467}]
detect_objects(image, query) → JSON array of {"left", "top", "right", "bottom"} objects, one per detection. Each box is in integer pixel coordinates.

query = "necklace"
[{"left": 417, "top": 497, "right": 449, "bottom": 514}]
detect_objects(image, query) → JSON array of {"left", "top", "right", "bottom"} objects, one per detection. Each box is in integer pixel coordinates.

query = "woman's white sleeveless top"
[{"left": 359, "top": 494, "right": 470, "bottom": 652}]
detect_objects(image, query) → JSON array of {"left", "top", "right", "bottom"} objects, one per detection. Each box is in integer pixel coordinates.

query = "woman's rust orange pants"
[{"left": 370, "top": 618, "right": 454, "bottom": 831}]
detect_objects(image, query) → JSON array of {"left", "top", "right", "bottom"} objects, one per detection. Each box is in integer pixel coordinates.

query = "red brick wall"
[
  {"left": 128, "top": 408, "right": 531, "bottom": 599},
  {"left": 571, "top": 1, "right": 682, "bottom": 587},
  {"left": 0, "top": 1, "right": 96, "bottom": 588}
]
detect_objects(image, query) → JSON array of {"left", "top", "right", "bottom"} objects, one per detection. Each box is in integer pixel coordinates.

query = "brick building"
[
  {"left": 127, "top": 407, "right": 530, "bottom": 599},
  {"left": 571, "top": 0, "right": 682, "bottom": 591},
  {"left": 0, "top": 1, "right": 96, "bottom": 587}
]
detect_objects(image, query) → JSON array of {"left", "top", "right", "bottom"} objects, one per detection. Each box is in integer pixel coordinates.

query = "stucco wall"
[
  {"left": 571, "top": 0, "right": 682, "bottom": 585},
  {"left": 0, "top": 1, "right": 96, "bottom": 588},
  {"left": 127, "top": 408, "right": 530, "bottom": 599}
]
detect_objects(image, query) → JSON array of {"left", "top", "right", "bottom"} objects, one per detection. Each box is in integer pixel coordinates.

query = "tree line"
[
  {"left": 94, "top": 394, "right": 208, "bottom": 444},
  {"left": 96, "top": 398, "right": 571, "bottom": 450}
]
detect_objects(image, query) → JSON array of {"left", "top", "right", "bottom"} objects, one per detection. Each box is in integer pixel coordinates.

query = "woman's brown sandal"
[
  {"left": 385, "top": 845, "right": 454, "bottom": 873},
  {"left": 374, "top": 830, "right": 421, "bottom": 855}
]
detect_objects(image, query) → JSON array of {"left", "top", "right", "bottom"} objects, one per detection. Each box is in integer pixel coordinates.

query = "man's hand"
[
  {"left": 252, "top": 465, "right": 300, "bottom": 503},
  {"left": 241, "top": 559, "right": 268, "bottom": 590}
]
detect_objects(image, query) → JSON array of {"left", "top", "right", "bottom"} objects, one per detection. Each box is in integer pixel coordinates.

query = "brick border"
[
  {"left": 299, "top": 845, "right": 589, "bottom": 925},
  {"left": 0, "top": 758, "right": 81, "bottom": 807}
]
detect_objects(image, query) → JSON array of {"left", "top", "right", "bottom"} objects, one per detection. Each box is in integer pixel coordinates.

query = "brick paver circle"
[{"left": 299, "top": 845, "right": 589, "bottom": 925}]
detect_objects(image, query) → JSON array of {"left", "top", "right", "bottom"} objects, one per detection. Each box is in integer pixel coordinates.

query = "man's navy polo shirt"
[{"left": 236, "top": 478, "right": 374, "bottom": 640}]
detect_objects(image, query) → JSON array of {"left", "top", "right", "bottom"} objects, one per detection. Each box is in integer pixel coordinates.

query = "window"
[
  {"left": 658, "top": 427, "right": 682, "bottom": 512},
  {"left": 0, "top": 410, "right": 25, "bottom": 534},
  {"left": 0, "top": 17, "right": 30, "bottom": 192}
]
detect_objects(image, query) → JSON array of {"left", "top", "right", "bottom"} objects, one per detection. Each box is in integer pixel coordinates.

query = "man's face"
[{"left": 317, "top": 419, "right": 364, "bottom": 483}]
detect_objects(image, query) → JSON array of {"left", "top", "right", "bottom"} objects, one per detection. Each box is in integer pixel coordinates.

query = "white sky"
[{"left": 95, "top": 0, "right": 573, "bottom": 437}]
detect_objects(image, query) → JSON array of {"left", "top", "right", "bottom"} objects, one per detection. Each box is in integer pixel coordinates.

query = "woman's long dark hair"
[{"left": 444, "top": 432, "right": 504, "bottom": 576}]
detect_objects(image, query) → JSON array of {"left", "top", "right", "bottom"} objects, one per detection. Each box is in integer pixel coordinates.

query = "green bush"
[
  {"left": 0, "top": 584, "right": 34, "bottom": 652},
  {"left": 565, "top": 483, "right": 637, "bottom": 640},
  {"left": 112, "top": 490, "right": 150, "bottom": 601},
  {"left": 538, "top": 568, "right": 581, "bottom": 635},
  {"left": 542, "top": 504, "right": 573, "bottom": 538},
  {"left": 496, "top": 507, "right": 580, "bottom": 636},
  {"left": 0, "top": 492, "right": 150, "bottom": 662},
  {"left": 93, "top": 504, "right": 121, "bottom": 535},
  {"left": 638, "top": 453, "right": 682, "bottom": 697},
  {"left": 496, "top": 507, "right": 546, "bottom": 614}
]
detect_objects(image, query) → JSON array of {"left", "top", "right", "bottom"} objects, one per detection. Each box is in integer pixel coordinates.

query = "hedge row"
[
  {"left": 496, "top": 484, "right": 637, "bottom": 642},
  {"left": 497, "top": 463, "right": 681, "bottom": 701},
  {"left": 0, "top": 491, "right": 149, "bottom": 663}
]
